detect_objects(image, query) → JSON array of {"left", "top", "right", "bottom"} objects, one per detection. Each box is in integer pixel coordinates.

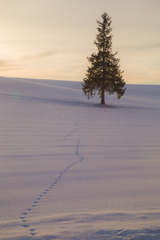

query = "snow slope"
[{"left": 0, "top": 76, "right": 160, "bottom": 240}]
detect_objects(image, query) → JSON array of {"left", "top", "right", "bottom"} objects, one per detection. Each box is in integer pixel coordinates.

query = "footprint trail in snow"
[{"left": 19, "top": 113, "right": 92, "bottom": 237}]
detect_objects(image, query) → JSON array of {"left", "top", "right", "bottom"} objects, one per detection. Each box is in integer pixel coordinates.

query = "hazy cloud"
[
  {"left": 19, "top": 50, "right": 64, "bottom": 61},
  {"left": 0, "top": 60, "right": 9, "bottom": 67},
  {"left": 133, "top": 43, "right": 160, "bottom": 51},
  {"left": 120, "top": 43, "right": 160, "bottom": 52},
  {"left": 0, "top": 60, "right": 16, "bottom": 70},
  {"left": 0, "top": 50, "right": 64, "bottom": 71}
]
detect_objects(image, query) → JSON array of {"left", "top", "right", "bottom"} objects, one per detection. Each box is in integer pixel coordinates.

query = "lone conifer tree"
[{"left": 82, "top": 13, "right": 126, "bottom": 104}]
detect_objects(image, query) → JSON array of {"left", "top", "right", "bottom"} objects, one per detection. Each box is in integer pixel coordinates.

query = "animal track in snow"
[
  {"left": 20, "top": 140, "right": 83, "bottom": 236},
  {"left": 19, "top": 113, "right": 92, "bottom": 236}
]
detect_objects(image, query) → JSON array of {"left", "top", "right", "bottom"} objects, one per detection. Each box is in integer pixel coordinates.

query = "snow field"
[{"left": 0, "top": 77, "right": 160, "bottom": 239}]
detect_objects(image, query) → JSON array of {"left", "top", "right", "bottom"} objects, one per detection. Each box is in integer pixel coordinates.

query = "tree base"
[{"left": 101, "top": 99, "right": 105, "bottom": 104}]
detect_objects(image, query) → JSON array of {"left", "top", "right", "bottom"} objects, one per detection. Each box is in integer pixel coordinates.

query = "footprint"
[
  {"left": 22, "top": 224, "right": 29, "bottom": 228},
  {"left": 30, "top": 232, "right": 36, "bottom": 236},
  {"left": 22, "top": 212, "right": 28, "bottom": 216},
  {"left": 27, "top": 208, "right": 32, "bottom": 211}
]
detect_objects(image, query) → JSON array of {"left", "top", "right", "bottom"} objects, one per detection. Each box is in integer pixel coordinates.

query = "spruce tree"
[{"left": 82, "top": 12, "right": 126, "bottom": 104}]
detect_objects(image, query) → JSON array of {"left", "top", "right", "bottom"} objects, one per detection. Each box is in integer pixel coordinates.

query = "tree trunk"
[
  {"left": 101, "top": 31, "right": 105, "bottom": 105},
  {"left": 101, "top": 88, "right": 105, "bottom": 104}
]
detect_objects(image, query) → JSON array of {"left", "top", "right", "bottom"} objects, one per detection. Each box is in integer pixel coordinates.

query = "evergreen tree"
[{"left": 82, "top": 13, "right": 126, "bottom": 104}]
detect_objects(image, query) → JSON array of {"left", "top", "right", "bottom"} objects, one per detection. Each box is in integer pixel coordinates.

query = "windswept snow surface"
[{"left": 0, "top": 76, "right": 160, "bottom": 240}]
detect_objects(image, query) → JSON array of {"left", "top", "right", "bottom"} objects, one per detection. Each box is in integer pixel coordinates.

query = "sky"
[{"left": 0, "top": 0, "right": 160, "bottom": 84}]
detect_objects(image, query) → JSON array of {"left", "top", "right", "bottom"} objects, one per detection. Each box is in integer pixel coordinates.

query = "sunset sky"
[{"left": 0, "top": 0, "right": 160, "bottom": 84}]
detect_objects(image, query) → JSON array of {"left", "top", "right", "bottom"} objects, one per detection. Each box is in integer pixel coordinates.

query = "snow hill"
[{"left": 0, "top": 76, "right": 160, "bottom": 240}]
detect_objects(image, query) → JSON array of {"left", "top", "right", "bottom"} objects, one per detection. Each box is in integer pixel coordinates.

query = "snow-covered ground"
[{"left": 0, "top": 76, "right": 160, "bottom": 240}]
